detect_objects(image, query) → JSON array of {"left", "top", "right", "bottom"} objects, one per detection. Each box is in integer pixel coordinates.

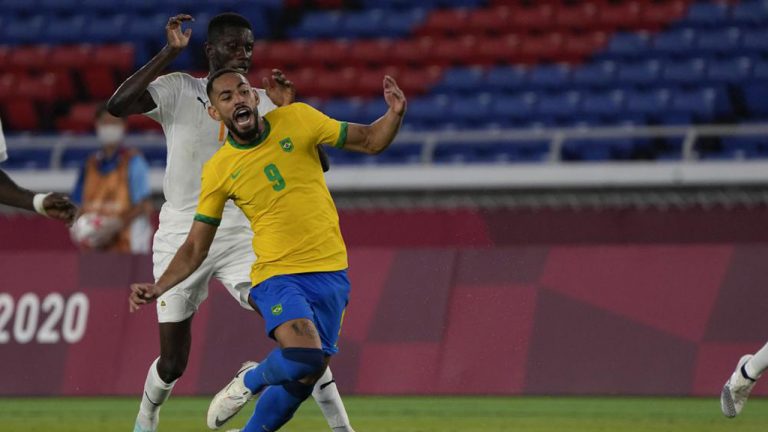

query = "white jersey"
[
  {"left": 145, "top": 72, "right": 277, "bottom": 233},
  {"left": 0, "top": 117, "right": 7, "bottom": 163}
]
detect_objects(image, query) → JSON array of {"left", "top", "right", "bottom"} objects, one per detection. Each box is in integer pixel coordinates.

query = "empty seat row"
[{"left": 603, "top": 27, "right": 768, "bottom": 59}]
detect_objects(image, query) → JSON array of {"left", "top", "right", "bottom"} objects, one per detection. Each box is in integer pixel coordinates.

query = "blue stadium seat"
[
  {"left": 84, "top": 14, "right": 129, "bottom": 43},
  {"left": 485, "top": 66, "right": 528, "bottom": 92},
  {"left": 0, "top": 0, "right": 38, "bottom": 14},
  {"left": 536, "top": 92, "right": 581, "bottom": 121},
  {"left": 2, "top": 16, "right": 46, "bottom": 44},
  {"left": 527, "top": 64, "right": 571, "bottom": 90},
  {"left": 139, "top": 147, "right": 167, "bottom": 168},
  {"left": 322, "top": 99, "right": 366, "bottom": 124},
  {"left": 603, "top": 32, "right": 651, "bottom": 59},
  {"left": 61, "top": 148, "right": 95, "bottom": 169},
  {"left": 682, "top": 2, "right": 730, "bottom": 28},
  {"left": 447, "top": 94, "right": 492, "bottom": 127},
  {"left": 741, "top": 29, "right": 768, "bottom": 54},
  {"left": 434, "top": 67, "right": 485, "bottom": 94},
  {"left": 126, "top": 13, "right": 169, "bottom": 44},
  {"left": 363, "top": 0, "right": 439, "bottom": 8},
  {"left": 754, "top": 59, "right": 768, "bottom": 80},
  {"left": 490, "top": 93, "right": 537, "bottom": 124},
  {"left": 731, "top": 1, "right": 768, "bottom": 26},
  {"left": 44, "top": 15, "right": 88, "bottom": 44},
  {"left": 652, "top": 28, "right": 697, "bottom": 56},
  {"left": 380, "top": 9, "right": 427, "bottom": 37},
  {"left": 661, "top": 58, "right": 706, "bottom": 85},
  {"left": 339, "top": 10, "right": 385, "bottom": 38},
  {"left": 742, "top": 83, "right": 768, "bottom": 117},
  {"left": 38, "top": 0, "right": 79, "bottom": 14},
  {"left": 617, "top": 60, "right": 662, "bottom": 86},
  {"left": 696, "top": 27, "right": 742, "bottom": 55},
  {"left": 322, "top": 146, "right": 370, "bottom": 165},
  {"left": 720, "top": 137, "right": 764, "bottom": 156},
  {"left": 373, "top": 143, "right": 423, "bottom": 164},
  {"left": 361, "top": 99, "right": 389, "bottom": 123},
  {"left": 433, "top": 143, "right": 482, "bottom": 164},
  {"left": 468, "top": 141, "right": 549, "bottom": 163},
  {"left": 289, "top": 11, "right": 343, "bottom": 39},
  {"left": 580, "top": 90, "right": 625, "bottom": 118},
  {"left": 669, "top": 87, "right": 727, "bottom": 121},
  {"left": 0, "top": 148, "right": 51, "bottom": 169},
  {"left": 707, "top": 57, "right": 752, "bottom": 84},
  {"left": 626, "top": 89, "right": 671, "bottom": 117},
  {"left": 571, "top": 60, "right": 617, "bottom": 89},
  {"left": 407, "top": 95, "right": 450, "bottom": 128}
]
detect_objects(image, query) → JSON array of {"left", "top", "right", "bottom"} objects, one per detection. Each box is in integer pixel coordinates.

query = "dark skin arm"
[
  {"left": 0, "top": 169, "right": 78, "bottom": 224},
  {"left": 107, "top": 14, "right": 193, "bottom": 116},
  {"left": 129, "top": 220, "right": 217, "bottom": 312}
]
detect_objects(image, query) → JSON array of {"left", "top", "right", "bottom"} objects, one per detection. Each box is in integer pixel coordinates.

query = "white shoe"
[
  {"left": 207, "top": 361, "right": 259, "bottom": 430},
  {"left": 721, "top": 354, "right": 759, "bottom": 418},
  {"left": 133, "top": 413, "right": 157, "bottom": 432}
]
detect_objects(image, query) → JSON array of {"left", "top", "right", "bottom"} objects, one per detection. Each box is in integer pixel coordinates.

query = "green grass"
[{"left": 0, "top": 396, "right": 766, "bottom": 432}]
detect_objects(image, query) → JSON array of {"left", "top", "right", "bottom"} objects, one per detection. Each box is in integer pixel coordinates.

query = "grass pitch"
[{"left": 0, "top": 396, "right": 766, "bottom": 432}]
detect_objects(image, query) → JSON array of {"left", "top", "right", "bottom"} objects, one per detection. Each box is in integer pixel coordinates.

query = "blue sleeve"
[
  {"left": 71, "top": 167, "right": 85, "bottom": 205},
  {"left": 128, "top": 155, "right": 151, "bottom": 204}
]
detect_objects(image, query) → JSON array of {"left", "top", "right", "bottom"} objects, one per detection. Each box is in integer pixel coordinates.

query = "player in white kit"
[
  {"left": 0, "top": 117, "right": 78, "bottom": 222},
  {"left": 107, "top": 13, "right": 353, "bottom": 432}
]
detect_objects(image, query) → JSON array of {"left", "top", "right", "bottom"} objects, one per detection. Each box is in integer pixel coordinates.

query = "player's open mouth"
[{"left": 233, "top": 107, "right": 253, "bottom": 127}]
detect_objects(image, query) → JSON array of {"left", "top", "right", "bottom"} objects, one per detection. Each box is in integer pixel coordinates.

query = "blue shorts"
[{"left": 249, "top": 270, "right": 350, "bottom": 356}]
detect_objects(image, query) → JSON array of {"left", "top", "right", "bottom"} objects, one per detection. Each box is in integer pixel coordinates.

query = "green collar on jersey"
[{"left": 226, "top": 118, "right": 271, "bottom": 150}]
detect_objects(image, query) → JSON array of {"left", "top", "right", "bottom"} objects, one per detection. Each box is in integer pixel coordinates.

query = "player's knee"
[
  {"left": 282, "top": 380, "right": 315, "bottom": 401},
  {"left": 281, "top": 347, "right": 326, "bottom": 382},
  {"left": 157, "top": 356, "right": 187, "bottom": 382}
]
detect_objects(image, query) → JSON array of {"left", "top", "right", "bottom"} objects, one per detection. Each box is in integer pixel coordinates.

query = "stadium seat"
[
  {"left": 617, "top": 60, "right": 661, "bottom": 86},
  {"left": 1, "top": 100, "right": 40, "bottom": 131},
  {"left": 625, "top": 89, "right": 671, "bottom": 118},
  {"left": 306, "top": 40, "right": 350, "bottom": 68},
  {"left": 0, "top": 148, "right": 51, "bottom": 169},
  {"left": 289, "top": 11, "right": 343, "bottom": 38},
  {"left": 485, "top": 66, "right": 528, "bottom": 92},
  {"left": 527, "top": 64, "right": 571, "bottom": 89},
  {"left": 125, "top": 13, "right": 169, "bottom": 44},
  {"left": 661, "top": 58, "right": 706, "bottom": 85},
  {"left": 406, "top": 95, "right": 450, "bottom": 128},
  {"left": 682, "top": 2, "right": 729, "bottom": 28},
  {"left": 373, "top": 143, "right": 423, "bottom": 164},
  {"left": 535, "top": 91, "right": 581, "bottom": 121},
  {"left": 7, "top": 45, "right": 51, "bottom": 73},
  {"left": 43, "top": 14, "right": 88, "bottom": 44},
  {"left": 339, "top": 9, "right": 385, "bottom": 38},
  {"left": 637, "top": 0, "right": 687, "bottom": 31},
  {"left": 561, "top": 32, "right": 607, "bottom": 63},
  {"left": 433, "top": 67, "right": 485, "bottom": 94},
  {"left": 49, "top": 45, "right": 95, "bottom": 71},
  {"left": 125, "top": 114, "right": 163, "bottom": 133},
  {"left": 390, "top": 37, "right": 434, "bottom": 67},
  {"left": 349, "top": 40, "right": 393, "bottom": 68},
  {"left": 474, "top": 34, "right": 520, "bottom": 65},
  {"left": 446, "top": 94, "right": 493, "bottom": 127},
  {"left": 262, "top": 41, "right": 307, "bottom": 70},
  {"left": 490, "top": 92, "right": 537, "bottom": 124},
  {"left": 731, "top": 1, "right": 768, "bottom": 26},
  {"left": 361, "top": 98, "right": 389, "bottom": 123},
  {"left": 652, "top": 28, "right": 697, "bottom": 56},
  {"left": 580, "top": 90, "right": 625, "bottom": 118},
  {"left": 466, "top": 6, "right": 511, "bottom": 35},
  {"left": 706, "top": 57, "right": 752, "bottom": 84},
  {"left": 597, "top": 1, "right": 641, "bottom": 31},
  {"left": 322, "top": 99, "right": 365, "bottom": 124},
  {"left": 139, "top": 146, "right": 168, "bottom": 167},
  {"left": 602, "top": 32, "right": 651, "bottom": 59},
  {"left": 84, "top": 14, "right": 129, "bottom": 43},
  {"left": 696, "top": 27, "right": 742, "bottom": 55},
  {"left": 740, "top": 29, "right": 768, "bottom": 55},
  {"left": 669, "top": 87, "right": 724, "bottom": 121},
  {"left": 2, "top": 16, "right": 46, "bottom": 44},
  {"left": 55, "top": 102, "right": 100, "bottom": 133},
  {"left": 433, "top": 143, "right": 481, "bottom": 164},
  {"left": 61, "top": 147, "right": 96, "bottom": 169},
  {"left": 380, "top": 8, "right": 428, "bottom": 37},
  {"left": 395, "top": 65, "right": 442, "bottom": 96},
  {"left": 429, "top": 36, "right": 478, "bottom": 67},
  {"left": 508, "top": 4, "right": 554, "bottom": 32},
  {"left": 571, "top": 60, "right": 617, "bottom": 89},
  {"left": 92, "top": 44, "right": 136, "bottom": 73},
  {"left": 417, "top": 8, "right": 469, "bottom": 37},
  {"left": 554, "top": 3, "right": 597, "bottom": 31},
  {"left": 81, "top": 67, "right": 117, "bottom": 100},
  {"left": 518, "top": 33, "right": 563, "bottom": 64},
  {"left": 742, "top": 83, "right": 768, "bottom": 117}
]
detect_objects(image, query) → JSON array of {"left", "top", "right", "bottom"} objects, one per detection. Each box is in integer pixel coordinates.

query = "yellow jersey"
[{"left": 195, "top": 103, "right": 349, "bottom": 286}]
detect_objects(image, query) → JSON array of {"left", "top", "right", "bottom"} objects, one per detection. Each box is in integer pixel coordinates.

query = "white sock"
[
  {"left": 136, "top": 357, "right": 177, "bottom": 428},
  {"left": 312, "top": 367, "right": 354, "bottom": 432},
  {"left": 746, "top": 341, "right": 768, "bottom": 379}
]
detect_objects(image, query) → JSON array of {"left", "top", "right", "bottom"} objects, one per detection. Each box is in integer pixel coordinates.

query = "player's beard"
[{"left": 226, "top": 109, "right": 261, "bottom": 142}]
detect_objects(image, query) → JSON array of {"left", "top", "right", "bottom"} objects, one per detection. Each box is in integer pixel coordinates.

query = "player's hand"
[
  {"left": 43, "top": 193, "right": 78, "bottom": 226},
  {"left": 166, "top": 14, "right": 193, "bottom": 51},
  {"left": 263, "top": 69, "right": 296, "bottom": 107},
  {"left": 383, "top": 75, "right": 406, "bottom": 116},
  {"left": 129, "top": 283, "right": 161, "bottom": 313}
]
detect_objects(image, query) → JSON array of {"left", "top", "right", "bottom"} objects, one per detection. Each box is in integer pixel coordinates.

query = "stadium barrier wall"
[{"left": 0, "top": 240, "right": 766, "bottom": 396}]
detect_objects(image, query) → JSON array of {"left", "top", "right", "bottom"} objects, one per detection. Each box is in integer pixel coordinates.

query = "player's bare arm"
[
  {"left": 340, "top": 75, "right": 406, "bottom": 155},
  {"left": 107, "top": 14, "right": 194, "bottom": 116},
  {"left": 129, "top": 220, "right": 217, "bottom": 312},
  {"left": 0, "top": 169, "right": 78, "bottom": 224}
]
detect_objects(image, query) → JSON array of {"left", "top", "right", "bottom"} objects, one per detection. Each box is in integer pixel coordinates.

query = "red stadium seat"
[
  {"left": 81, "top": 67, "right": 117, "bottom": 99},
  {"left": 429, "top": 36, "right": 479, "bottom": 67},
  {"left": 417, "top": 9, "right": 469, "bottom": 37},
  {"left": 15, "top": 73, "right": 58, "bottom": 103},
  {"left": 348, "top": 39, "right": 393, "bottom": 68},
  {"left": 126, "top": 114, "right": 162, "bottom": 132},
  {"left": 597, "top": 1, "right": 642, "bottom": 31},
  {"left": 509, "top": 4, "right": 554, "bottom": 32},
  {"left": 55, "top": 102, "right": 100, "bottom": 133},
  {"left": 519, "top": 33, "right": 564, "bottom": 64},
  {"left": 262, "top": 41, "right": 308, "bottom": 71},
  {"left": 474, "top": 34, "right": 521, "bottom": 65},
  {"left": 49, "top": 44, "right": 94, "bottom": 71},
  {"left": 350, "top": 67, "right": 390, "bottom": 97},
  {"left": 392, "top": 66, "right": 443, "bottom": 96},
  {"left": 561, "top": 31, "right": 607, "bottom": 63},
  {"left": 305, "top": 40, "right": 350, "bottom": 68},
  {"left": 466, "top": 6, "right": 512, "bottom": 36},
  {"left": 554, "top": 3, "right": 598, "bottom": 31},
  {"left": 390, "top": 37, "right": 434, "bottom": 68},
  {"left": 288, "top": 67, "right": 326, "bottom": 99},
  {"left": 0, "top": 74, "right": 17, "bottom": 102},
  {"left": 0, "top": 47, "right": 11, "bottom": 73},
  {"left": 8, "top": 45, "right": 51, "bottom": 73},
  {"left": 92, "top": 44, "right": 135, "bottom": 73},
  {"left": 313, "top": 67, "right": 358, "bottom": 99},
  {"left": 638, "top": 0, "right": 688, "bottom": 31},
  {"left": 2, "top": 100, "right": 39, "bottom": 131}
]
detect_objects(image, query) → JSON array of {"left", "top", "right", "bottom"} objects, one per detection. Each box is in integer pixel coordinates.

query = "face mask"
[{"left": 96, "top": 124, "right": 125, "bottom": 145}]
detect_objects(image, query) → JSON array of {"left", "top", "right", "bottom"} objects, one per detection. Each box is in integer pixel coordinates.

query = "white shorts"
[{"left": 152, "top": 225, "right": 255, "bottom": 323}]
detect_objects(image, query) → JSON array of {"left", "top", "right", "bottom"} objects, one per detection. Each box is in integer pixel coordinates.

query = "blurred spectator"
[{"left": 72, "top": 105, "right": 153, "bottom": 253}]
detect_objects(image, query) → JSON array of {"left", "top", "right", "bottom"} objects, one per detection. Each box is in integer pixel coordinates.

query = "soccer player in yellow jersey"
[{"left": 129, "top": 68, "right": 406, "bottom": 431}]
